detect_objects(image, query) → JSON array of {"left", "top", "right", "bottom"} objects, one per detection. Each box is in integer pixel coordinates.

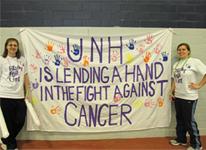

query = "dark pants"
[
  {"left": 174, "top": 97, "right": 201, "bottom": 148},
  {"left": 0, "top": 98, "right": 26, "bottom": 149}
]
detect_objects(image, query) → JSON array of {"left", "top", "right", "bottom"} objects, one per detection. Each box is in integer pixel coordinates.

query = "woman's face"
[
  {"left": 6, "top": 40, "right": 18, "bottom": 57},
  {"left": 177, "top": 45, "right": 190, "bottom": 59}
]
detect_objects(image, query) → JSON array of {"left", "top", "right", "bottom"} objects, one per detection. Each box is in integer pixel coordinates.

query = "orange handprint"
[
  {"left": 144, "top": 51, "right": 151, "bottom": 63},
  {"left": 113, "top": 94, "right": 121, "bottom": 103},
  {"left": 45, "top": 41, "right": 54, "bottom": 52},
  {"left": 82, "top": 55, "right": 89, "bottom": 67},
  {"left": 50, "top": 105, "right": 61, "bottom": 115},
  {"left": 157, "top": 97, "right": 164, "bottom": 107}
]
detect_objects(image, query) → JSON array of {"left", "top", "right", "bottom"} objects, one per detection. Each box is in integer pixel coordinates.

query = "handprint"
[
  {"left": 61, "top": 57, "right": 70, "bottom": 67},
  {"left": 126, "top": 39, "right": 136, "bottom": 50},
  {"left": 29, "top": 64, "right": 38, "bottom": 73},
  {"left": 43, "top": 55, "right": 51, "bottom": 65},
  {"left": 154, "top": 44, "right": 162, "bottom": 54},
  {"left": 58, "top": 44, "right": 66, "bottom": 54},
  {"left": 132, "top": 100, "right": 143, "bottom": 109},
  {"left": 144, "top": 99, "right": 155, "bottom": 108},
  {"left": 157, "top": 97, "right": 164, "bottom": 107},
  {"left": 137, "top": 43, "right": 145, "bottom": 54},
  {"left": 113, "top": 94, "right": 121, "bottom": 103},
  {"left": 111, "top": 50, "right": 120, "bottom": 62},
  {"left": 45, "top": 41, "right": 54, "bottom": 52},
  {"left": 161, "top": 52, "right": 168, "bottom": 61},
  {"left": 72, "top": 44, "right": 80, "bottom": 55},
  {"left": 31, "top": 79, "right": 39, "bottom": 90},
  {"left": 82, "top": 55, "right": 89, "bottom": 67},
  {"left": 144, "top": 34, "right": 153, "bottom": 44},
  {"left": 144, "top": 51, "right": 151, "bottom": 63},
  {"left": 33, "top": 49, "right": 41, "bottom": 59},
  {"left": 53, "top": 54, "right": 62, "bottom": 66},
  {"left": 50, "top": 105, "right": 61, "bottom": 115}
]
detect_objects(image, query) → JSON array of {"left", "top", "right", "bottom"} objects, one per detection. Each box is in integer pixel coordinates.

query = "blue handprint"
[
  {"left": 53, "top": 54, "right": 62, "bottom": 66},
  {"left": 126, "top": 39, "right": 136, "bottom": 50},
  {"left": 161, "top": 52, "right": 168, "bottom": 61},
  {"left": 32, "top": 79, "right": 39, "bottom": 89},
  {"left": 72, "top": 44, "right": 80, "bottom": 55}
]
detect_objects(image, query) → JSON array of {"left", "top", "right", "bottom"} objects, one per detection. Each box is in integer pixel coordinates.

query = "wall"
[
  {"left": 1, "top": 0, "right": 206, "bottom": 27},
  {"left": 0, "top": 27, "right": 206, "bottom": 140}
]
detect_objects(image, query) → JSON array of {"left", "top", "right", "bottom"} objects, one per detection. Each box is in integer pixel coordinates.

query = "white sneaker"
[
  {"left": 0, "top": 143, "right": 7, "bottom": 150},
  {"left": 170, "top": 139, "right": 187, "bottom": 146},
  {"left": 187, "top": 146, "right": 203, "bottom": 150}
]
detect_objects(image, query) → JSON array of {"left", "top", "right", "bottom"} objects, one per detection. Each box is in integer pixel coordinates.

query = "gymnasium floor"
[{"left": 12, "top": 136, "right": 206, "bottom": 150}]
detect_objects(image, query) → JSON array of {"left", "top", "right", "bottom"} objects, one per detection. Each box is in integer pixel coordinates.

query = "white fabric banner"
[{"left": 20, "top": 28, "right": 172, "bottom": 132}]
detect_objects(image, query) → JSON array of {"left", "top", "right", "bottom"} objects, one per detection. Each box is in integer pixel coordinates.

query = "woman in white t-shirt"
[
  {"left": 0, "top": 38, "right": 31, "bottom": 150},
  {"left": 169, "top": 43, "right": 206, "bottom": 150}
]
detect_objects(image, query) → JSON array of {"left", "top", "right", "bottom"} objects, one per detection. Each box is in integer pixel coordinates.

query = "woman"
[
  {"left": 169, "top": 43, "right": 206, "bottom": 150},
  {"left": 0, "top": 38, "right": 31, "bottom": 150}
]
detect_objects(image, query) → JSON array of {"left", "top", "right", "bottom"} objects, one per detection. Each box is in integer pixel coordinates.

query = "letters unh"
[{"left": 66, "top": 37, "right": 123, "bottom": 64}]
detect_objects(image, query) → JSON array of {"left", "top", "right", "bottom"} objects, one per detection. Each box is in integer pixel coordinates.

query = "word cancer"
[{"left": 64, "top": 102, "right": 132, "bottom": 127}]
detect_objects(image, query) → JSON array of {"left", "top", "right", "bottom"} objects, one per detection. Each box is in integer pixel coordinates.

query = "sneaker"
[
  {"left": 187, "top": 146, "right": 203, "bottom": 150},
  {"left": 0, "top": 143, "right": 7, "bottom": 150},
  {"left": 170, "top": 139, "right": 187, "bottom": 146},
  {"left": 0, "top": 139, "right": 7, "bottom": 150}
]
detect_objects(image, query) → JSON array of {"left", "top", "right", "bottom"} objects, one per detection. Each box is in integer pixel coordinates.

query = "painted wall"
[
  {"left": 1, "top": 0, "right": 206, "bottom": 27},
  {"left": 0, "top": 27, "right": 206, "bottom": 140}
]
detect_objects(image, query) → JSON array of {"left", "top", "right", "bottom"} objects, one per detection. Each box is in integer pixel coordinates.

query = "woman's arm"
[
  {"left": 189, "top": 74, "right": 206, "bottom": 89},
  {"left": 169, "top": 78, "right": 175, "bottom": 101},
  {"left": 24, "top": 73, "right": 32, "bottom": 101}
]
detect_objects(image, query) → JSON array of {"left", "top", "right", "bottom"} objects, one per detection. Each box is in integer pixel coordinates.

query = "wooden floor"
[{"left": 6, "top": 136, "right": 204, "bottom": 150}]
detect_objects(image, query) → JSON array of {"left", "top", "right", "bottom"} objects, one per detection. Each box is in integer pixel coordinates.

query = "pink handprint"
[
  {"left": 137, "top": 43, "right": 145, "bottom": 54},
  {"left": 59, "top": 45, "right": 66, "bottom": 54},
  {"left": 144, "top": 34, "right": 153, "bottom": 44},
  {"left": 154, "top": 44, "right": 162, "bottom": 54},
  {"left": 29, "top": 64, "right": 38, "bottom": 73},
  {"left": 111, "top": 50, "right": 120, "bottom": 62},
  {"left": 33, "top": 49, "right": 41, "bottom": 59},
  {"left": 61, "top": 57, "right": 70, "bottom": 67}
]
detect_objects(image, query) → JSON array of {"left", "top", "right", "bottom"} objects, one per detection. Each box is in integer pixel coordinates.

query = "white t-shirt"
[
  {"left": 0, "top": 56, "right": 28, "bottom": 98},
  {"left": 172, "top": 57, "right": 206, "bottom": 100}
]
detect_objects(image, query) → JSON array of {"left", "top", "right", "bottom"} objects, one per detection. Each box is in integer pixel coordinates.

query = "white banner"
[{"left": 20, "top": 28, "right": 172, "bottom": 132}]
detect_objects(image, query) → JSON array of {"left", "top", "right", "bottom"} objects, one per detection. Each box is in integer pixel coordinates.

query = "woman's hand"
[
  {"left": 169, "top": 93, "right": 175, "bottom": 101},
  {"left": 189, "top": 82, "right": 201, "bottom": 90},
  {"left": 189, "top": 75, "right": 206, "bottom": 90}
]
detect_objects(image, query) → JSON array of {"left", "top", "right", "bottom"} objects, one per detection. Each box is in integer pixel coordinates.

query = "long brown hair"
[{"left": 2, "top": 38, "right": 21, "bottom": 59}]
